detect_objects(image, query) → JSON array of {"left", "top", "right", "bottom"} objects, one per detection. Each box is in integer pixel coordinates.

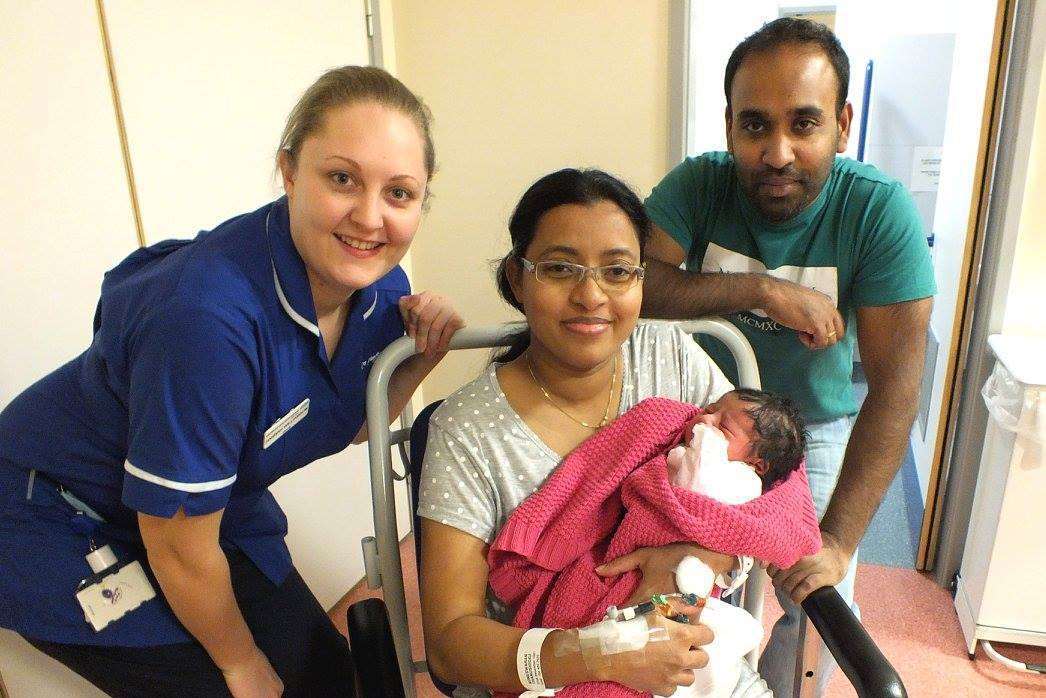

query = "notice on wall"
[{"left": 911, "top": 146, "right": 943, "bottom": 192}]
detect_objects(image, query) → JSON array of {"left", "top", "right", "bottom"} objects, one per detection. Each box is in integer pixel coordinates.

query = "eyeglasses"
[{"left": 519, "top": 257, "right": 646, "bottom": 292}]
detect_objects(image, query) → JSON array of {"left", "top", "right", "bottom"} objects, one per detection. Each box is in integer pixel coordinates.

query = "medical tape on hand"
[
  {"left": 517, "top": 627, "right": 560, "bottom": 697},
  {"left": 577, "top": 616, "right": 668, "bottom": 657}
]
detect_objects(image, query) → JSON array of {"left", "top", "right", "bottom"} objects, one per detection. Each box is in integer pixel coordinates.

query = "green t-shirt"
[{"left": 645, "top": 152, "right": 937, "bottom": 423}]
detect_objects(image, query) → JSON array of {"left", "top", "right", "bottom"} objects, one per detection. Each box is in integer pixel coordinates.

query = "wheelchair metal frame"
[{"left": 359, "top": 319, "right": 905, "bottom": 697}]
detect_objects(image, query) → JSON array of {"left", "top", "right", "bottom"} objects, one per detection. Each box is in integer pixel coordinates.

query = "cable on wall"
[{"left": 95, "top": 0, "right": 146, "bottom": 248}]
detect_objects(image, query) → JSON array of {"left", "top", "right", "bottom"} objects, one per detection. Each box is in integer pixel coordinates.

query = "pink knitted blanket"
[{"left": 487, "top": 397, "right": 821, "bottom": 697}]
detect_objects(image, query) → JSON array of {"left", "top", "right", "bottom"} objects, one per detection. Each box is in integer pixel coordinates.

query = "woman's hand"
[
  {"left": 221, "top": 649, "right": 284, "bottom": 698},
  {"left": 353, "top": 292, "right": 464, "bottom": 444},
  {"left": 596, "top": 543, "right": 735, "bottom": 608},
  {"left": 598, "top": 605, "right": 714, "bottom": 696},
  {"left": 399, "top": 291, "right": 465, "bottom": 359}
]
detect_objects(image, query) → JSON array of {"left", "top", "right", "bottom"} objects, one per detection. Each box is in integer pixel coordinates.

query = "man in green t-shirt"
[{"left": 642, "top": 18, "right": 935, "bottom": 696}]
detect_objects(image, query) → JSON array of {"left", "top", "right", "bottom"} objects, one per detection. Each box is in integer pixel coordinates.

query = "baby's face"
[{"left": 699, "top": 392, "right": 765, "bottom": 473}]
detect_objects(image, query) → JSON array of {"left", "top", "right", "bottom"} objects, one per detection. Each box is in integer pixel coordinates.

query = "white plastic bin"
[{"left": 955, "top": 335, "right": 1046, "bottom": 654}]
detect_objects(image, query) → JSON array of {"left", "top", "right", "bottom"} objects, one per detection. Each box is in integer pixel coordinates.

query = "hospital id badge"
[{"left": 76, "top": 560, "right": 156, "bottom": 632}]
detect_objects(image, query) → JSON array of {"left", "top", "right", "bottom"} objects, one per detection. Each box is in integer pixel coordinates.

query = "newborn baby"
[
  {"left": 667, "top": 388, "right": 807, "bottom": 503},
  {"left": 666, "top": 388, "right": 807, "bottom": 698}
]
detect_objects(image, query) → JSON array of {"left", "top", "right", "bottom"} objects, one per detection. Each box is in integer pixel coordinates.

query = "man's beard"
[{"left": 738, "top": 150, "right": 836, "bottom": 223}]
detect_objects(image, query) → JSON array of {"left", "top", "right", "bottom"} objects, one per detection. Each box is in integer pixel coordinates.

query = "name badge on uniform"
[
  {"left": 264, "top": 398, "right": 310, "bottom": 449},
  {"left": 76, "top": 560, "right": 156, "bottom": 632}
]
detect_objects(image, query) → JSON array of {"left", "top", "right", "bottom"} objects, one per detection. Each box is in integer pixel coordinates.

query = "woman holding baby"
[{"left": 417, "top": 169, "right": 786, "bottom": 698}]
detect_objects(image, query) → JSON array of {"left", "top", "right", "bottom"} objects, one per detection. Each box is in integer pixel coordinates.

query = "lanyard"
[
  {"left": 27, "top": 469, "right": 106, "bottom": 543},
  {"left": 27, "top": 469, "right": 104, "bottom": 521}
]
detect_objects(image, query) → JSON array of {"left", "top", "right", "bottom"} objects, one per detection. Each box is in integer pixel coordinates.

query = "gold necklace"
[{"left": 526, "top": 353, "right": 618, "bottom": 429}]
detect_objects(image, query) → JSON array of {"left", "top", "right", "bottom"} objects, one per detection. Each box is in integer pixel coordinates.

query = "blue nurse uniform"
[{"left": 0, "top": 197, "right": 408, "bottom": 647}]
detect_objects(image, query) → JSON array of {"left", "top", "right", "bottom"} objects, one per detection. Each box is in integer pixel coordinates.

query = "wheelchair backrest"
[{"left": 407, "top": 399, "right": 456, "bottom": 696}]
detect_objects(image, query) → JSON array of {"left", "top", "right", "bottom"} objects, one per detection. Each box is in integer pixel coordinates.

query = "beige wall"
[
  {"left": 1003, "top": 57, "right": 1046, "bottom": 339},
  {"left": 391, "top": 0, "right": 671, "bottom": 399}
]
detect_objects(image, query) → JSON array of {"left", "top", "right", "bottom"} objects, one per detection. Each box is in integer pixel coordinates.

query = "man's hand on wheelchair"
[{"left": 767, "top": 531, "right": 850, "bottom": 604}]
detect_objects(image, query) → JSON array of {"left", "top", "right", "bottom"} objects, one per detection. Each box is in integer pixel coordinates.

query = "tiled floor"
[
  {"left": 334, "top": 537, "right": 1046, "bottom": 697},
  {"left": 852, "top": 367, "right": 922, "bottom": 570},
  {"left": 856, "top": 445, "right": 921, "bottom": 569}
]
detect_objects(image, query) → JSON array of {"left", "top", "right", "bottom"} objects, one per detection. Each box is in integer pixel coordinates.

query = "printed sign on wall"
[{"left": 911, "top": 146, "right": 944, "bottom": 192}]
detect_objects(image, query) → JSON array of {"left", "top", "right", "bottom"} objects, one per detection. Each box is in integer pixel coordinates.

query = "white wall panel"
[
  {"left": 687, "top": 1, "right": 984, "bottom": 161},
  {"left": 0, "top": 1, "right": 139, "bottom": 409},
  {"left": 104, "top": 0, "right": 371, "bottom": 244}
]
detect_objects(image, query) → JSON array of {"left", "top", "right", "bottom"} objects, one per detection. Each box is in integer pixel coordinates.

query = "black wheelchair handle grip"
[{"left": 802, "top": 586, "right": 907, "bottom": 697}]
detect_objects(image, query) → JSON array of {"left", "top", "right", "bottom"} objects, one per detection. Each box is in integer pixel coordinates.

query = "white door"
[
  {"left": 2, "top": 4, "right": 383, "bottom": 693},
  {"left": 104, "top": 0, "right": 372, "bottom": 244},
  {"left": 0, "top": 5, "right": 138, "bottom": 695},
  {"left": 0, "top": 2, "right": 139, "bottom": 408}
]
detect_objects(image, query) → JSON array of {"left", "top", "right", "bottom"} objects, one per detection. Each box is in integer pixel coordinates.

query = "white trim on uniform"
[
  {"left": 362, "top": 291, "right": 378, "bottom": 320},
  {"left": 265, "top": 205, "right": 321, "bottom": 337},
  {"left": 124, "top": 461, "right": 237, "bottom": 493},
  {"left": 271, "top": 265, "right": 320, "bottom": 337}
]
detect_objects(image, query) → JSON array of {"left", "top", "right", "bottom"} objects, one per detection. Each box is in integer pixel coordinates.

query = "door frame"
[
  {"left": 918, "top": 0, "right": 1014, "bottom": 569},
  {"left": 929, "top": 0, "right": 1046, "bottom": 583}
]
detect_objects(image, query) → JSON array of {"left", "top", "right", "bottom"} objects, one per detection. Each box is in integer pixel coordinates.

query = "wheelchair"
[{"left": 346, "top": 319, "right": 907, "bottom": 698}]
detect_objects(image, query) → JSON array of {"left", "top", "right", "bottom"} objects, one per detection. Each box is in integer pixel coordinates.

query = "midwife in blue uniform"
[{"left": 0, "top": 66, "right": 463, "bottom": 697}]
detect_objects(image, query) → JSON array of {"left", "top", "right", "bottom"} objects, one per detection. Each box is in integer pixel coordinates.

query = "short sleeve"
[
  {"left": 123, "top": 300, "right": 258, "bottom": 517},
  {"left": 676, "top": 327, "right": 735, "bottom": 406},
  {"left": 417, "top": 422, "right": 498, "bottom": 543},
  {"left": 644, "top": 157, "right": 706, "bottom": 255},
  {"left": 850, "top": 184, "right": 937, "bottom": 307}
]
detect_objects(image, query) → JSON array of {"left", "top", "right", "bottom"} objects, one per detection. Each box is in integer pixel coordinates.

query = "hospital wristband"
[
  {"left": 716, "top": 555, "right": 754, "bottom": 597},
  {"left": 517, "top": 627, "right": 561, "bottom": 697}
]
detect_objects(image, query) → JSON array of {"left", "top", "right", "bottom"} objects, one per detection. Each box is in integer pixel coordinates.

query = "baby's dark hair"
[{"left": 732, "top": 388, "right": 808, "bottom": 489}]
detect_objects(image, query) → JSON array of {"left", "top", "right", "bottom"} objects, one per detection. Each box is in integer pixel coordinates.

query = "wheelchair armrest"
[{"left": 802, "top": 587, "right": 906, "bottom": 697}]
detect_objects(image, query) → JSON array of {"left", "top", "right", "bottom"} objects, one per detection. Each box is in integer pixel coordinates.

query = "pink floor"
[
  {"left": 765, "top": 564, "right": 1046, "bottom": 697},
  {"left": 334, "top": 537, "right": 1046, "bottom": 697}
]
